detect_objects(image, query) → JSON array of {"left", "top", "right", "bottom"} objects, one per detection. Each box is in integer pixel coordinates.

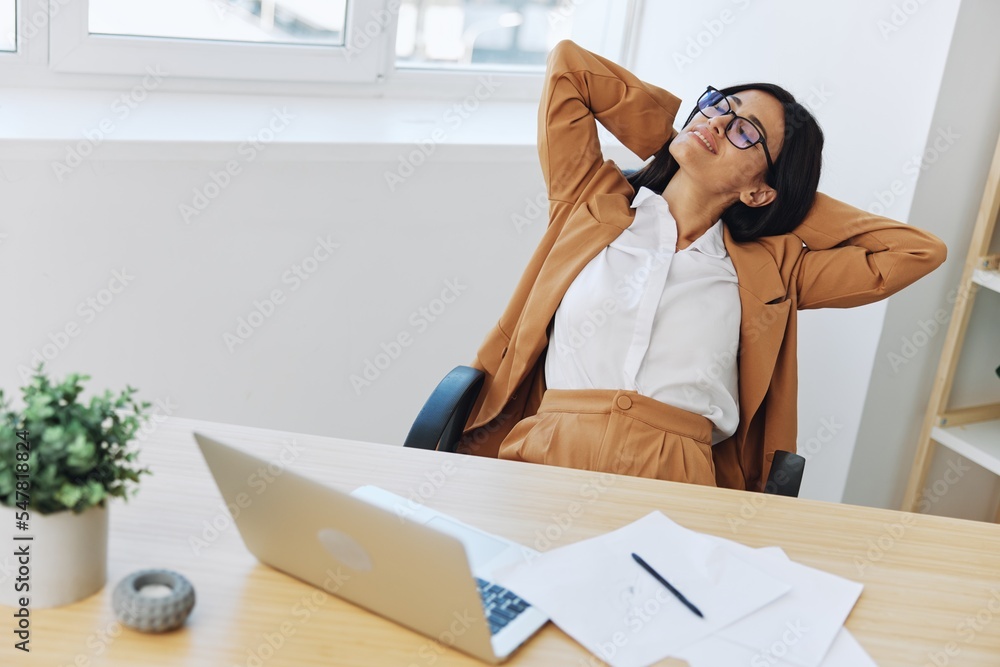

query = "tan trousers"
[{"left": 497, "top": 388, "right": 717, "bottom": 486}]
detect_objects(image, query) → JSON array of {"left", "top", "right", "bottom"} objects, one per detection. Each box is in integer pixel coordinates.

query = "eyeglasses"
[{"left": 690, "top": 86, "right": 775, "bottom": 178}]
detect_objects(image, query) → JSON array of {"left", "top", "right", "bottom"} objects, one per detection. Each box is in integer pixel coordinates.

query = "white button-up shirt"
[{"left": 544, "top": 186, "right": 741, "bottom": 444}]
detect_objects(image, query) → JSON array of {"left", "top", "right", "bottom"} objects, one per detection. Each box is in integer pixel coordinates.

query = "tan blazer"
[{"left": 458, "top": 40, "right": 947, "bottom": 492}]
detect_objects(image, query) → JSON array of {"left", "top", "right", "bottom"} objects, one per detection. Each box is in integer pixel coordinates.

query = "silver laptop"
[{"left": 193, "top": 432, "right": 548, "bottom": 664}]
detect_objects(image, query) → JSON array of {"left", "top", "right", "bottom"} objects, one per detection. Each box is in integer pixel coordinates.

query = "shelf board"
[
  {"left": 972, "top": 268, "right": 1000, "bottom": 295},
  {"left": 931, "top": 418, "right": 1000, "bottom": 476}
]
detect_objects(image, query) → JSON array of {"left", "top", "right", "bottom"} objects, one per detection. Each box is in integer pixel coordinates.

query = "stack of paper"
[{"left": 496, "top": 512, "right": 874, "bottom": 667}]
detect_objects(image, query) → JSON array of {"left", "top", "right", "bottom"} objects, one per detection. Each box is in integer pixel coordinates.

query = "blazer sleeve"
[
  {"left": 538, "top": 39, "right": 682, "bottom": 213},
  {"left": 791, "top": 193, "right": 948, "bottom": 309}
]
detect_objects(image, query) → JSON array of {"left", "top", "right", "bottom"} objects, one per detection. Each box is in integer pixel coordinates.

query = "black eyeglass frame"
[{"left": 686, "top": 86, "right": 776, "bottom": 179}]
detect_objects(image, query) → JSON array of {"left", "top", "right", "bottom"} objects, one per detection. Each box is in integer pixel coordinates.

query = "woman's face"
[{"left": 670, "top": 88, "right": 786, "bottom": 199}]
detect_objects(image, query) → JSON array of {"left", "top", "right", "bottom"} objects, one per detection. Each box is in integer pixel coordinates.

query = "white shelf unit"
[
  {"left": 972, "top": 268, "right": 1000, "bottom": 293},
  {"left": 931, "top": 420, "right": 1000, "bottom": 477},
  {"left": 904, "top": 128, "right": 1000, "bottom": 521}
]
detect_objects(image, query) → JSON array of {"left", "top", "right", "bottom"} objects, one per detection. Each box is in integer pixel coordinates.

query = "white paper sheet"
[
  {"left": 498, "top": 511, "right": 869, "bottom": 667},
  {"left": 710, "top": 545, "right": 863, "bottom": 666},
  {"left": 497, "top": 512, "right": 792, "bottom": 667},
  {"left": 673, "top": 547, "right": 866, "bottom": 667},
  {"left": 673, "top": 627, "right": 877, "bottom": 667}
]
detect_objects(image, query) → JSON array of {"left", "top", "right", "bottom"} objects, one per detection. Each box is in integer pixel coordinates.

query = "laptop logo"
[{"left": 317, "top": 529, "right": 373, "bottom": 572}]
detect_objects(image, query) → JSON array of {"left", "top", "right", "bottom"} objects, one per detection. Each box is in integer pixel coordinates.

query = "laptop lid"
[{"left": 193, "top": 432, "right": 500, "bottom": 663}]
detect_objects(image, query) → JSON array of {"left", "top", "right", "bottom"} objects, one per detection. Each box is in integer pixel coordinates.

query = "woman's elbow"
[
  {"left": 926, "top": 235, "right": 948, "bottom": 271},
  {"left": 907, "top": 230, "right": 948, "bottom": 275}
]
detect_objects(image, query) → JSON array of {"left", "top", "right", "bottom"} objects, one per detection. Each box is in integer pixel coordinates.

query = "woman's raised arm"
[
  {"left": 791, "top": 193, "right": 947, "bottom": 309},
  {"left": 539, "top": 40, "right": 682, "bottom": 212}
]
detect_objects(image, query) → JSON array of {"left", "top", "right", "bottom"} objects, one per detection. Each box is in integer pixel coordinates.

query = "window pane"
[
  {"left": 0, "top": 0, "right": 15, "bottom": 52},
  {"left": 89, "top": 0, "right": 348, "bottom": 47},
  {"left": 395, "top": 0, "right": 575, "bottom": 68}
]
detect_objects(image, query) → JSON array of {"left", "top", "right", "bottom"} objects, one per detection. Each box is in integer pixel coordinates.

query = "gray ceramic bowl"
[{"left": 112, "top": 569, "right": 196, "bottom": 633}]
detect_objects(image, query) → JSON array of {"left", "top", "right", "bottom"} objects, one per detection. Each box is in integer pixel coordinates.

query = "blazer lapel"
[
  {"left": 508, "top": 192, "right": 634, "bottom": 392},
  {"left": 723, "top": 226, "right": 790, "bottom": 443}
]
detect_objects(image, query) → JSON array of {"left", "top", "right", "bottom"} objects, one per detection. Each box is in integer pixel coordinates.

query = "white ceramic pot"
[{"left": 0, "top": 503, "right": 108, "bottom": 609}]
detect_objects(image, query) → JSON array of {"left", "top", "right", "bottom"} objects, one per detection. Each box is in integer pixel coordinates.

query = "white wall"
[
  {"left": 0, "top": 0, "right": 976, "bottom": 508},
  {"left": 844, "top": 0, "right": 1000, "bottom": 518},
  {"left": 630, "top": 0, "right": 961, "bottom": 502},
  {"left": 0, "top": 148, "right": 546, "bottom": 447}
]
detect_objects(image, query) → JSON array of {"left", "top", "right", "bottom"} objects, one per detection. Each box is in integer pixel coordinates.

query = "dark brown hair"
[{"left": 625, "top": 83, "right": 824, "bottom": 242}]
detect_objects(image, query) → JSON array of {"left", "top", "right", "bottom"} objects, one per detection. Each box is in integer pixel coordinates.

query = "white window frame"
[
  {"left": 48, "top": 0, "right": 393, "bottom": 83},
  {"left": 1, "top": 0, "right": 32, "bottom": 65},
  {"left": 0, "top": 0, "right": 642, "bottom": 99}
]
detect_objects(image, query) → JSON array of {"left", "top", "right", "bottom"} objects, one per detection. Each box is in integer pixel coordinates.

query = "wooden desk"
[{"left": 5, "top": 416, "right": 1000, "bottom": 666}]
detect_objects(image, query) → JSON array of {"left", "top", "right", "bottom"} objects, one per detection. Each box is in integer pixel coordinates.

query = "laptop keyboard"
[{"left": 475, "top": 577, "right": 532, "bottom": 636}]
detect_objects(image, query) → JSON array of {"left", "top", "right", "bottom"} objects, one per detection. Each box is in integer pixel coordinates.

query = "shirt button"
[{"left": 616, "top": 395, "right": 632, "bottom": 410}]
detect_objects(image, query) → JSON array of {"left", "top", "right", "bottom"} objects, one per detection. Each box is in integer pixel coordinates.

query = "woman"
[{"left": 456, "top": 39, "right": 947, "bottom": 492}]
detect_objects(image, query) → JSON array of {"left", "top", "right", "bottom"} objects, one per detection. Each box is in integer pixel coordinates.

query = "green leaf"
[
  {"left": 54, "top": 483, "right": 84, "bottom": 511},
  {"left": 0, "top": 368, "right": 152, "bottom": 513}
]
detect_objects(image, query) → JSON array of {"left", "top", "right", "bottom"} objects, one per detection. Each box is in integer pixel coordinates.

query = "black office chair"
[{"left": 404, "top": 365, "right": 805, "bottom": 497}]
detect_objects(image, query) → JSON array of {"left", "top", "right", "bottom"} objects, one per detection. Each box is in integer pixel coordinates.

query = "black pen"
[{"left": 631, "top": 552, "right": 704, "bottom": 619}]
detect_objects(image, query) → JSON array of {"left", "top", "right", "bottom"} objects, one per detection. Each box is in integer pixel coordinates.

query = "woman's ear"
[{"left": 739, "top": 183, "right": 777, "bottom": 208}]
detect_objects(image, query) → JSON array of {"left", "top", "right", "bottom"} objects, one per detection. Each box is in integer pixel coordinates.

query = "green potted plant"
[{"left": 0, "top": 366, "right": 153, "bottom": 608}]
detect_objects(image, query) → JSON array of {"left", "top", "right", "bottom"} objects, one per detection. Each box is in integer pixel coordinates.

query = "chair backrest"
[
  {"left": 762, "top": 450, "right": 805, "bottom": 497},
  {"left": 402, "top": 366, "right": 485, "bottom": 453}
]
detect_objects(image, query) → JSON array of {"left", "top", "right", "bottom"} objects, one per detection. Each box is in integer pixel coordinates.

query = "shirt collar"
[
  {"left": 630, "top": 186, "right": 663, "bottom": 210},
  {"left": 631, "top": 187, "right": 729, "bottom": 259},
  {"left": 687, "top": 220, "right": 728, "bottom": 259}
]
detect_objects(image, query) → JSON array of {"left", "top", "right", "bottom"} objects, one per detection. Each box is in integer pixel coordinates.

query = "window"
[
  {"left": 89, "top": 0, "right": 348, "bottom": 47},
  {"left": 1, "top": 0, "right": 15, "bottom": 52},
  {"left": 395, "top": 0, "right": 633, "bottom": 70},
  {"left": 49, "top": 0, "right": 388, "bottom": 82},
  {"left": 41, "top": 0, "right": 636, "bottom": 85}
]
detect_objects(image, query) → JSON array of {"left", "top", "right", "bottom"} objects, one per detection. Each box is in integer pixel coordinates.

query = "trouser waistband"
[{"left": 536, "top": 388, "right": 713, "bottom": 445}]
